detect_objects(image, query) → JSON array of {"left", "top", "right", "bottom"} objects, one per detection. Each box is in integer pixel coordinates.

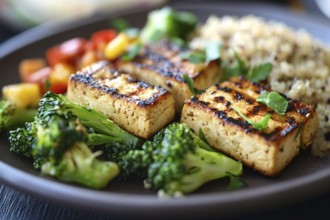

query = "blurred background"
[{"left": 0, "top": 0, "right": 329, "bottom": 44}]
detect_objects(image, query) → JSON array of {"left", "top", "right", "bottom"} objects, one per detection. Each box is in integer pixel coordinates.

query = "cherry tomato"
[
  {"left": 46, "top": 38, "right": 87, "bottom": 66},
  {"left": 90, "top": 29, "right": 117, "bottom": 51}
]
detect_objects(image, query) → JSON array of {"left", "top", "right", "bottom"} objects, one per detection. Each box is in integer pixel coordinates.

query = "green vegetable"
[
  {"left": 140, "top": 7, "right": 197, "bottom": 43},
  {"left": 227, "top": 172, "right": 247, "bottom": 190},
  {"left": 108, "top": 123, "right": 243, "bottom": 196},
  {"left": 180, "top": 51, "right": 206, "bottom": 64},
  {"left": 9, "top": 91, "right": 141, "bottom": 188},
  {"left": 41, "top": 142, "right": 119, "bottom": 189},
  {"left": 122, "top": 43, "right": 142, "bottom": 61},
  {"left": 205, "top": 41, "right": 222, "bottom": 64},
  {"left": 232, "top": 107, "right": 271, "bottom": 131},
  {"left": 0, "top": 100, "right": 36, "bottom": 132},
  {"left": 110, "top": 18, "right": 129, "bottom": 31},
  {"left": 182, "top": 74, "right": 204, "bottom": 95},
  {"left": 180, "top": 41, "right": 222, "bottom": 64},
  {"left": 222, "top": 52, "right": 273, "bottom": 82},
  {"left": 256, "top": 91, "right": 288, "bottom": 115},
  {"left": 37, "top": 91, "right": 140, "bottom": 147}
]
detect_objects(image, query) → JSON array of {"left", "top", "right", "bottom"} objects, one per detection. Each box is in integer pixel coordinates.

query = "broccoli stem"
[
  {"left": 164, "top": 147, "right": 242, "bottom": 194},
  {"left": 87, "top": 133, "right": 124, "bottom": 146},
  {"left": 41, "top": 142, "right": 119, "bottom": 189},
  {"left": 5, "top": 108, "right": 37, "bottom": 129},
  {"left": 0, "top": 99, "right": 37, "bottom": 131},
  {"left": 43, "top": 92, "right": 140, "bottom": 147}
]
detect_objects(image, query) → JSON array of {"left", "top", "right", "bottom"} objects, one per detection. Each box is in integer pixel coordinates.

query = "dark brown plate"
[{"left": 1, "top": 2, "right": 330, "bottom": 218}]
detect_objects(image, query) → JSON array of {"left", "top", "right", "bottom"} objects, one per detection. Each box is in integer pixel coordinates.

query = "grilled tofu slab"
[
  {"left": 117, "top": 41, "right": 221, "bottom": 113},
  {"left": 67, "top": 61, "right": 175, "bottom": 139},
  {"left": 181, "top": 77, "right": 318, "bottom": 176}
]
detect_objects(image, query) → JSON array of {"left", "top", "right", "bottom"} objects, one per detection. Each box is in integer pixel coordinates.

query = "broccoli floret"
[
  {"left": 42, "top": 142, "right": 119, "bottom": 189},
  {"left": 140, "top": 7, "right": 197, "bottom": 43},
  {"left": 104, "top": 142, "right": 152, "bottom": 179},
  {"left": 8, "top": 92, "right": 141, "bottom": 188},
  {"left": 9, "top": 121, "right": 37, "bottom": 157},
  {"left": 105, "top": 122, "right": 243, "bottom": 196},
  {"left": 38, "top": 91, "right": 140, "bottom": 147},
  {"left": 0, "top": 100, "right": 36, "bottom": 132},
  {"left": 144, "top": 123, "right": 243, "bottom": 196}
]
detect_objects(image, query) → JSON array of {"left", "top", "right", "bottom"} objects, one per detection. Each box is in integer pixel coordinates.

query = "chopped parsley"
[{"left": 256, "top": 91, "right": 288, "bottom": 115}]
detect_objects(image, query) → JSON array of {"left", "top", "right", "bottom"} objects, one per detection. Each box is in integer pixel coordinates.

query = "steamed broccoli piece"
[
  {"left": 9, "top": 110, "right": 120, "bottom": 188},
  {"left": 8, "top": 92, "right": 140, "bottom": 188},
  {"left": 106, "top": 123, "right": 243, "bottom": 195},
  {"left": 38, "top": 91, "right": 140, "bottom": 147},
  {"left": 41, "top": 142, "right": 119, "bottom": 189},
  {"left": 9, "top": 121, "right": 37, "bottom": 158},
  {"left": 0, "top": 100, "right": 36, "bottom": 132},
  {"left": 144, "top": 123, "right": 242, "bottom": 196},
  {"left": 140, "top": 7, "right": 197, "bottom": 43}
]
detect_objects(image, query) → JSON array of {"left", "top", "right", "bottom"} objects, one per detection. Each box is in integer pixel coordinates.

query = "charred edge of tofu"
[
  {"left": 69, "top": 73, "right": 170, "bottom": 108},
  {"left": 124, "top": 41, "right": 204, "bottom": 82},
  {"left": 78, "top": 60, "right": 112, "bottom": 75},
  {"left": 185, "top": 77, "right": 316, "bottom": 143}
]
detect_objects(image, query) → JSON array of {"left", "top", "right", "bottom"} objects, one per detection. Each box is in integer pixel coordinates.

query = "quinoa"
[{"left": 190, "top": 15, "right": 330, "bottom": 156}]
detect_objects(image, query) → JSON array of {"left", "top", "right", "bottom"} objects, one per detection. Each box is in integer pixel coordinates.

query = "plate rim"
[{"left": 1, "top": 2, "right": 330, "bottom": 217}]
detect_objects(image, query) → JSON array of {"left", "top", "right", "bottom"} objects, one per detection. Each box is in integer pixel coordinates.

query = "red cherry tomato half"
[
  {"left": 46, "top": 38, "right": 87, "bottom": 66},
  {"left": 90, "top": 29, "right": 117, "bottom": 50}
]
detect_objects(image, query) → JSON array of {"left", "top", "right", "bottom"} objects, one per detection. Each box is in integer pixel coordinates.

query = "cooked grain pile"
[{"left": 190, "top": 15, "right": 330, "bottom": 156}]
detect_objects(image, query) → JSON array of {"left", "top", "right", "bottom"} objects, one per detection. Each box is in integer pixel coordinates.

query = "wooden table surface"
[{"left": 1, "top": 182, "right": 330, "bottom": 220}]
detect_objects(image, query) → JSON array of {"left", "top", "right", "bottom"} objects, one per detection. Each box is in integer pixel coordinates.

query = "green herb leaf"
[
  {"left": 205, "top": 41, "right": 222, "bottom": 64},
  {"left": 180, "top": 51, "right": 206, "bottom": 64},
  {"left": 256, "top": 91, "right": 288, "bottom": 115},
  {"left": 232, "top": 107, "right": 271, "bottom": 130},
  {"left": 110, "top": 18, "right": 129, "bottom": 31},
  {"left": 227, "top": 172, "right": 247, "bottom": 190},
  {"left": 221, "top": 53, "right": 273, "bottom": 82},
  {"left": 247, "top": 63, "right": 273, "bottom": 82},
  {"left": 198, "top": 128, "right": 209, "bottom": 145},
  {"left": 121, "top": 43, "right": 141, "bottom": 61},
  {"left": 182, "top": 74, "right": 204, "bottom": 95}
]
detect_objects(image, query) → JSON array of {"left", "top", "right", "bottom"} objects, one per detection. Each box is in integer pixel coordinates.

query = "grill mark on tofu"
[
  {"left": 181, "top": 77, "right": 318, "bottom": 176},
  {"left": 117, "top": 40, "right": 222, "bottom": 113},
  {"left": 68, "top": 61, "right": 176, "bottom": 139},
  {"left": 70, "top": 73, "right": 168, "bottom": 107}
]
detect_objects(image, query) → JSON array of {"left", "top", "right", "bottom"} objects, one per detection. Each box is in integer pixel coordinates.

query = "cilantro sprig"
[
  {"left": 232, "top": 107, "right": 271, "bottom": 131},
  {"left": 180, "top": 41, "right": 221, "bottom": 65},
  {"left": 256, "top": 91, "right": 288, "bottom": 115},
  {"left": 221, "top": 52, "right": 273, "bottom": 82},
  {"left": 182, "top": 74, "right": 205, "bottom": 95}
]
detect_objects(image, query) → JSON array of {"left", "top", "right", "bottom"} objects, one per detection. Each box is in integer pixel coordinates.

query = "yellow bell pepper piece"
[
  {"left": 2, "top": 83, "right": 41, "bottom": 108},
  {"left": 104, "top": 33, "right": 130, "bottom": 60}
]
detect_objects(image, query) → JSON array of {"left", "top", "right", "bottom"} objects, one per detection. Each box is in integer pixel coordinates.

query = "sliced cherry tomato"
[
  {"left": 90, "top": 29, "right": 117, "bottom": 51},
  {"left": 46, "top": 37, "right": 87, "bottom": 66}
]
